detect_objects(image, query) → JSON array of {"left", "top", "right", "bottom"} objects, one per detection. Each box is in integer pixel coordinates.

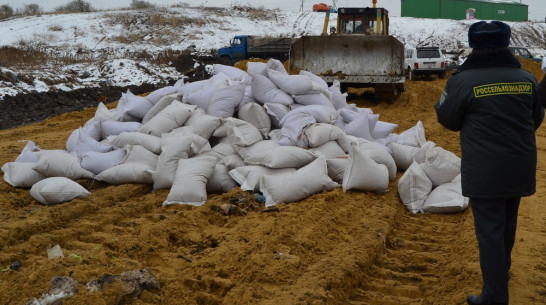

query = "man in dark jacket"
[{"left": 435, "top": 21, "right": 545, "bottom": 305}]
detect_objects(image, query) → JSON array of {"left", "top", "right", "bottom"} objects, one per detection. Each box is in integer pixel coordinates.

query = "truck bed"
[{"left": 247, "top": 36, "right": 294, "bottom": 55}]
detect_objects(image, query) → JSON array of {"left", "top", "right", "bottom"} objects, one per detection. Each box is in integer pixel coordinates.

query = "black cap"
[{"left": 468, "top": 21, "right": 511, "bottom": 49}]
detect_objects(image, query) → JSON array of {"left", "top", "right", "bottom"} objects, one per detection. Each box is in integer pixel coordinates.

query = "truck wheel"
[
  {"left": 219, "top": 56, "right": 233, "bottom": 66},
  {"left": 438, "top": 71, "right": 446, "bottom": 79},
  {"left": 375, "top": 85, "right": 400, "bottom": 103}
]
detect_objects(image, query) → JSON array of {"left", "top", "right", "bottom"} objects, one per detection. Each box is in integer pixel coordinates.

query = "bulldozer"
[{"left": 289, "top": 0, "right": 405, "bottom": 101}]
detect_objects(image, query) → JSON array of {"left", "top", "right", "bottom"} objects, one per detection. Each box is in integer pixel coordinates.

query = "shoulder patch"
[{"left": 473, "top": 82, "right": 533, "bottom": 98}]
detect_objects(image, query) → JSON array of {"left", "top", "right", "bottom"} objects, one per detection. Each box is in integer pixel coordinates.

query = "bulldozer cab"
[{"left": 336, "top": 7, "right": 389, "bottom": 35}]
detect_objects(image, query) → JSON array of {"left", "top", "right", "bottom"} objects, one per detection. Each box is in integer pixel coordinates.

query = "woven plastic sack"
[
  {"left": 2, "top": 162, "right": 45, "bottom": 188},
  {"left": 30, "top": 177, "right": 90, "bottom": 205},
  {"left": 398, "top": 161, "right": 433, "bottom": 214},
  {"left": 259, "top": 157, "right": 338, "bottom": 207},
  {"left": 163, "top": 157, "right": 216, "bottom": 206},
  {"left": 421, "top": 178, "right": 469, "bottom": 214},
  {"left": 342, "top": 142, "right": 389, "bottom": 193},
  {"left": 32, "top": 151, "right": 94, "bottom": 180}
]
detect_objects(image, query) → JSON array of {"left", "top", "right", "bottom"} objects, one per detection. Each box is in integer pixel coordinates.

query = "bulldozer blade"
[{"left": 289, "top": 35, "right": 405, "bottom": 86}]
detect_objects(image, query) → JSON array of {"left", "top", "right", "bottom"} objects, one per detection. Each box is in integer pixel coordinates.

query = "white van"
[{"left": 404, "top": 47, "right": 446, "bottom": 80}]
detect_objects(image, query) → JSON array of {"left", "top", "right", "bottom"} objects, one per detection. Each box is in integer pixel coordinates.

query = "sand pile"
[{"left": 0, "top": 59, "right": 544, "bottom": 305}]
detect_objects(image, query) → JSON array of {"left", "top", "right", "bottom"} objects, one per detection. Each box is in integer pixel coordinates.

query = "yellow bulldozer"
[{"left": 289, "top": 1, "right": 405, "bottom": 101}]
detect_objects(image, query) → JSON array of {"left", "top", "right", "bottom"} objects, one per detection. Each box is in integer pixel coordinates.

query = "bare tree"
[
  {"left": 55, "top": 0, "right": 94, "bottom": 13},
  {"left": 0, "top": 4, "right": 14, "bottom": 19},
  {"left": 130, "top": 0, "right": 155, "bottom": 9},
  {"left": 22, "top": 3, "right": 43, "bottom": 15}
]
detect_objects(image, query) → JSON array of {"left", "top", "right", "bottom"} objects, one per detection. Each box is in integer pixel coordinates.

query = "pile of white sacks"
[{"left": 2, "top": 59, "right": 468, "bottom": 214}]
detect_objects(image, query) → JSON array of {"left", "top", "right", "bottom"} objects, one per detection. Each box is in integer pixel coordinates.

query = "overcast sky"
[{"left": 2, "top": 0, "right": 545, "bottom": 20}]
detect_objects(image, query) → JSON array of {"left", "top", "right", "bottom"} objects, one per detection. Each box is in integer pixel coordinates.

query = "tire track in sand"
[{"left": 348, "top": 203, "right": 478, "bottom": 305}]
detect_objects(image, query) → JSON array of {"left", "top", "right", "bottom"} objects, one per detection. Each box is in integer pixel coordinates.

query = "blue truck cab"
[{"left": 217, "top": 35, "right": 248, "bottom": 64}]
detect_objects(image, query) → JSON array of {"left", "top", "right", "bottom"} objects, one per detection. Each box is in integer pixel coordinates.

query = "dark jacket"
[
  {"left": 539, "top": 76, "right": 546, "bottom": 108},
  {"left": 435, "top": 52, "right": 545, "bottom": 199}
]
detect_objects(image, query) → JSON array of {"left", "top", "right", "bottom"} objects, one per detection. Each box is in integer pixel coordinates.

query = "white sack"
[
  {"left": 67, "top": 127, "right": 113, "bottom": 153},
  {"left": 235, "top": 140, "right": 280, "bottom": 160},
  {"left": 145, "top": 79, "right": 183, "bottom": 105},
  {"left": 268, "top": 69, "right": 325, "bottom": 96},
  {"left": 422, "top": 179, "right": 469, "bottom": 214},
  {"left": 220, "top": 153, "right": 246, "bottom": 170},
  {"left": 244, "top": 146, "right": 316, "bottom": 169},
  {"left": 421, "top": 146, "right": 461, "bottom": 186},
  {"left": 250, "top": 74, "right": 293, "bottom": 106},
  {"left": 226, "top": 117, "right": 263, "bottom": 147},
  {"left": 238, "top": 102, "right": 271, "bottom": 138},
  {"left": 178, "top": 79, "right": 208, "bottom": 97},
  {"left": 299, "top": 70, "right": 328, "bottom": 89},
  {"left": 264, "top": 103, "right": 290, "bottom": 129},
  {"left": 107, "top": 132, "right": 161, "bottom": 154},
  {"left": 390, "top": 142, "right": 418, "bottom": 171},
  {"left": 89, "top": 102, "right": 120, "bottom": 123},
  {"left": 163, "top": 157, "right": 216, "bottom": 206},
  {"left": 117, "top": 89, "right": 154, "bottom": 120},
  {"left": 412, "top": 141, "right": 437, "bottom": 163},
  {"left": 183, "top": 73, "right": 230, "bottom": 110},
  {"left": 2, "top": 162, "right": 45, "bottom": 188},
  {"left": 95, "top": 163, "right": 154, "bottom": 185},
  {"left": 391, "top": 141, "right": 436, "bottom": 171},
  {"left": 259, "top": 157, "right": 338, "bottom": 207},
  {"left": 122, "top": 145, "right": 159, "bottom": 169},
  {"left": 141, "top": 93, "right": 180, "bottom": 124},
  {"left": 343, "top": 113, "right": 374, "bottom": 140},
  {"left": 372, "top": 121, "right": 398, "bottom": 139},
  {"left": 268, "top": 129, "right": 282, "bottom": 143},
  {"left": 343, "top": 142, "right": 389, "bottom": 193},
  {"left": 328, "top": 80, "right": 348, "bottom": 110},
  {"left": 309, "top": 141, "right": 346, "bottom": 159},
  {"left": 247, "top": 61, "right": 268, "bottom": 76},
  {"left": 152, "top": 134, "right": 193, "bottom": 191},
  {"left": 138, "top": 101, "right": 196, "bottom": 136},
  {"left": 33, "top": 151, "right": 94, "bottom": 180},
  {"left": 101, "top": 120, "right": 142, "bottom": 138},
  {"left": 229, "top": 165, "right": 295, "bottom": 192},
  {"left": 207, "top": 80, "right": 246, "bottom": 118},
  {"left": 304, "top": 123, "right": 351, "bottom": 152},
  {"left": 15, "top": 140, "right": 41, "bottom": 163},
  {"left": 213, "top": 64, "right": 251, "bottom": 83},
  {"left": 184, "top": 108, "right": 222, "bottom": 139},
  {"left": 66, "top": 120, "right": 102, "bottom": 151},
  {"left": 326, "top": 157, "right": 348, "bottom": 183},
  {"left": 398, "top": 161, "right": 433, "bottom": 214},
  {"left": 189, "top": 134, "right": 212, "bottom": 156},
  {"left": 207, "top": 164, "right": 238, "bottom": 193},
  {"left": 356, "top": 139, "right": 397, "bottom": 181},
  {"left": 279, "top": 105, "right": 338, "bottom": 147},
  {"left": 240, "top": 84, "right": 257, "bottom": 108},
  {"left": 30, "top": 177, "right": 90, "bottom": 205},
  {"left": 294, "top": 92, "right": 334, "bottom": 108},
  {"left": 395, "top": 120, "right": 426, "bottom": 147},
  {"left": 265, "top": 58, "right": 288, "bottom": 74},
  {"left": 79, "top": 148, "right": 127, "bottom": 175}
]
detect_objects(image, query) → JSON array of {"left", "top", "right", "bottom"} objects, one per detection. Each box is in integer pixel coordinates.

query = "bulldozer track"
[{"left": 348, "top": 200, "right": 476, "bottom": 305}]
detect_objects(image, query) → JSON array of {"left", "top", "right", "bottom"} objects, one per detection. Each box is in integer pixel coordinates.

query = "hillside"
[{"left": 1, "top": 5, "right": 545, "bottom": 99}]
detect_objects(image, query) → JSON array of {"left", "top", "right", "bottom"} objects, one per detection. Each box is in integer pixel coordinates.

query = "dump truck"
[
  {"left": 217, "top": 35, "right": 295, "bottom": 64},
  {"left": 289, "top": 3, "right": 406, "bottom": 101}
]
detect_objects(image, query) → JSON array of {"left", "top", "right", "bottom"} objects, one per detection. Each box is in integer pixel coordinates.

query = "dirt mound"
[
  {"left": 0, "top": 84, "right": 158, "bottom": 130},
  {"left": 0, "top": 64, "right": 545, "bottom": 305}
]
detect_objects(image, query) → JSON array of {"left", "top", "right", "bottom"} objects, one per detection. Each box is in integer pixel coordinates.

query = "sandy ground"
[{"left": 0, "top": 63, "right": 545, "bottom": 305}]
